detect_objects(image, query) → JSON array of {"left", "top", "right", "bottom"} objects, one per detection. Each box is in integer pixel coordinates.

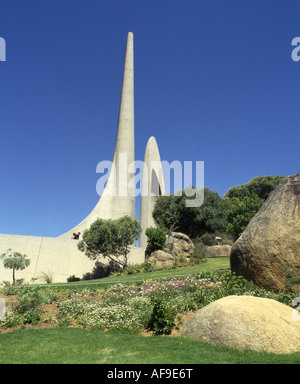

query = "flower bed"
[{"left": 1, "top": 271, "right": 299, "bottom": 335}]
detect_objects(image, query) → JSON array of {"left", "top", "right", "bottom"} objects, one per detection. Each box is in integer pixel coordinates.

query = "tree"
[
  {"left": 145, "top": 226, "right": 166, "bottom": 257},
  {"left": 0, "top": 249, "right": 30, "bottom": 285},
  {"left": 152, "top": 194, "right": 184, "bottom": 234},
  {"left": 224, "top": 175, "right": 285, "bottom": 201},
  {"left": 152, "top": 187, "right": 228, "bottom": 239},
  {"left": 78, "top": 215, "right": 141, "bottom": 269},
  {"left": 225, "top": 194, "right": 263, "bottom": 240},
  {"left": 224, "top": 175, "right": 285, "bottom": 240}
]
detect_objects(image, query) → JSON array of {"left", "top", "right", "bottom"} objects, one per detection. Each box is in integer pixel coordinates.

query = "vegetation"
[
  {"left": 78, "top": 215, "right": 141, "bottom": 269},
  {"left": 0, "top": 174, "right": 291, "bottom": 364},
  {"left": 145, "top": 226, "right": 166, "bottom": 256},
  {"left": 151, "top": 175, "right": 285, "bottom": 243},
  {"left": 2, "top": 327, "right": 300, "bottom": 364},
  {"left": 0, "top": 250, "right": 30, "bottom": 286},
  {"left": 1, "top": 257, "right": 300, "bottom": 363},
  {"left": 152, "top": 187, "right": 228, "bottom": 239},
  {"left": 224, "top": 175, "right": 285, "bottom": 240}
]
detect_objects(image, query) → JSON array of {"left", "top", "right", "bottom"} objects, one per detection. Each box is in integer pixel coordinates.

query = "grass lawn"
[
  {"left": 1, "top": 327, "right": 300, "bottom": 364},
  {"left": 45, "top": 257, "right": 230, "bottom": 291}
]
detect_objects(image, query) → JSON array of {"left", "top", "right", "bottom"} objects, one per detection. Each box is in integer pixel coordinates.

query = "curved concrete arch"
[{"left": 139, "top": 136, "right": 165, "bottom": 248}]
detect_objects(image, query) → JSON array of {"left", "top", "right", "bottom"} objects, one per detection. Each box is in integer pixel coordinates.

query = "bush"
[
  {"left": 17, "top": 287, "right": 44, "bottom": 314},
  {"left": 145, "top": 227, "right": 166, "bottom": 257},
  {"left": 192, "top": 241, "right": 207, "bottom": 259},
  {"left": 58, "top": 296, "right": 153, "bottom": 335},
  {"left": 67, "top": 275, "right": 81, "bottom": 283},
  {"left": 200, "top": 233, "right": 215, "bottom": 246},
  {"left": 148, "top": 295, "right": 177, "bottom": 335},
  {"left": 22, "top": 308, "right": 40, "bottom": 325}
]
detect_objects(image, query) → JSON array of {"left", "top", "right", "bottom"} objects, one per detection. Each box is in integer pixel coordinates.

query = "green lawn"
[
  {"left": 1, "top": 327, "right": 300, "bottom": 364},
  {"left": 45, "top": 257, "right": 230, "bottom": 291}
]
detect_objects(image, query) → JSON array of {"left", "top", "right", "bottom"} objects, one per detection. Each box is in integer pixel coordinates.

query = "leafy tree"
[
  {"left": 0, "top": 249, "right": 30, "bottom": 286},
  {"left": 224, "top": 175, "right": 285, "bottom": 201},
  {"left": 145, "top": 226, "right": 166, "bottom": 257},
  {"left": 225, "top": 194, "right": 263, "bottom": 240},
  {"left": 224, "top": 175, "right": 285, "bottom": 240},
  {"left": 78, "top": 215, "right": 141, "bottom": 269},
  {"left": 152, "top": 187, "right": 227, "bottom": 239},
  {"left": 151, "top": 194, "right": 184, "bottom": 234},
  {"left": 191, "top": 188, "right": 228, "bottom": 238}
]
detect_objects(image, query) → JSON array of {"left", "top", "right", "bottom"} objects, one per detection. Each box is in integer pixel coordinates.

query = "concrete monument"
[{"left": 0, "top": 32, "right": 165, "bottom": 284}]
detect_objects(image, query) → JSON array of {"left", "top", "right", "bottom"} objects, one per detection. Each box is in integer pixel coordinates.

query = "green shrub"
[
  {"left": 67, "top": 275, "right": 81, "bottom": 282},
  {"left": 285, "top": 269, "right": 300, "bottom": 291},
  {"left": 17, "top": 287, "right": 44, "bottom": 314},
  {"left": 192, "top": 241, "right": 207, "bottom": 259},
  {"left": 145, "top": 227, "right": 166, "bottom": 257},
  {"left": 22, "top": 308, "right": 40, "bottom": 325},
  {"left": 148, "top": 295, "right": 177, "bottom": 335},
  {"left": 199, "top": 233, "right": 215, "bottom": 246}
]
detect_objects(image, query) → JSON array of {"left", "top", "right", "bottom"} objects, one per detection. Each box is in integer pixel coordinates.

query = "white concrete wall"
[{"left": 0, "top": 234, "right": 145, "bottom": 285}]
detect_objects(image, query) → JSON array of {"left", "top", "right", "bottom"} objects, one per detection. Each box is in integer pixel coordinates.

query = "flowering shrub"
[{"left": 58, "top": 295, "right": 152, "bottom": 334}]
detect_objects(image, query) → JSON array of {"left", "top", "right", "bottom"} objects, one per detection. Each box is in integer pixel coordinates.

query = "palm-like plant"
[{"left": 0, "top": 249, "right": 30, "bottom": 285}]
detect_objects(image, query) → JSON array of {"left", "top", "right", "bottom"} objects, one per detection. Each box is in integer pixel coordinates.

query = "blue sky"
[{"left": 0, "top": 0, "right": 299, "bottom": 237}]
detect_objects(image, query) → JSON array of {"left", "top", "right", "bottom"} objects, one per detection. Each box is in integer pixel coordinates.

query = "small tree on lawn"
[
  {"left": 0, "top": 249, "right": 31, "bottom": 285},
  {"left": 78, "top": 215, "right": 142, "bottom": 270}
]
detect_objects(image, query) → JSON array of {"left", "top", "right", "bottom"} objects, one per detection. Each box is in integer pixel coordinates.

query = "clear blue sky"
[{"left": 0, "top": 0, "right": 299, "bottom": 237}]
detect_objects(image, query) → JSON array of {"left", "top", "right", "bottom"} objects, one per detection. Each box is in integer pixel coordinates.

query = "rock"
[
  {"left": 206, "top": 245, "right": 232, "bottom": 258},
  {"left": 230, "top": 174, "right": 300, "bottom": 292},
  {"left": 0, "top": 294, "right": 17, "bottom": 318},
  {"left": 148, "top": 250, "right": 175, "bottom": 267},
  {"left": 147, "top": 232, "right": 194, "bottom": 266},
  {"left": 164, "top": 232, "right": 194, "bottom": 261},
  {"left": 181, "top": 295, "right": 300, "bottom": 354}
]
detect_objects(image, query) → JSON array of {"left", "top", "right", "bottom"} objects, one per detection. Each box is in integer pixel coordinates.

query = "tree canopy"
[
  {"left": 0, "top": 249, "right": 30, "bottom": 285},
  {"left": 151, "top": 175, "right": 286, "bottom": 242},
  {"left": 224, "top": 175, "right": 285, "bottom": 240},
  {"left": 152, "top": 187, "right": 228, "bottom": 239},
  {"left": 78, "top": 215, "right": 141, "bottom": 269},
  {"left": 224, "top": 175, "right": 285, "bottom": 201}
]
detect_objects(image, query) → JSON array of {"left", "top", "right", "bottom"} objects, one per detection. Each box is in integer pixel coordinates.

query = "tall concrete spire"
[{"left": 59, "top": 32, "right": 135, "bottom": 239}]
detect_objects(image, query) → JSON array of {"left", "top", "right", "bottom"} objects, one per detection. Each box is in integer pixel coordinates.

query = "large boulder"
[
  {"left": 181, "top": 295, "right": 300, "bottom": 354},
  {"left": 147, "top": 232, "right": 194, "bottom": 266},
  {"left": 164, "top": 232, "right": 194, "bottom": 261},
  {"left": 230, "top": 174, "right": 300, "bottom": 292},
  {"left": 147, "top": 250, "right": 175, "bottom": 267}
]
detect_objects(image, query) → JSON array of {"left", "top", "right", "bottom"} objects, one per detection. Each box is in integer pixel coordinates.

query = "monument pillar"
[{"left": 59, "top": 32, "right": 135, "bottom": 239}]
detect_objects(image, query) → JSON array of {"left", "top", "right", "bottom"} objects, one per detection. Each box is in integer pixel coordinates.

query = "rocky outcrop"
[
  {"left": 230, "top": 174, "right": 300, "bottom": 292},
  {"left": 206, "top": 245, "right": 232, "bottom": 258},
  {"left": 147, "top": 232, "right": 194, "bottom": 266},
  {"left": 164, "top": 232, "right": 194, "bottom": 260},
  {"left": 181, "top": 295, "right": 300, "bottom": 354},
  {"left": 147, "top": 250, "right": 175, "bottom": 267}
]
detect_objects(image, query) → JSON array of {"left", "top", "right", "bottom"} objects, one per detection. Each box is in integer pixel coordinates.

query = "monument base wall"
[{"left": 0, "top": 234, "right": 145, "bottom": 285}]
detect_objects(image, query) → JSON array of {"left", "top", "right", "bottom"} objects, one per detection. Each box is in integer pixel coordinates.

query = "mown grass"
[
  {"left": 1, "top": 327, "right": 300, "bottom": 364},
  {"left": 42, "top": 257, "right": 230, "bottom": 291}
]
